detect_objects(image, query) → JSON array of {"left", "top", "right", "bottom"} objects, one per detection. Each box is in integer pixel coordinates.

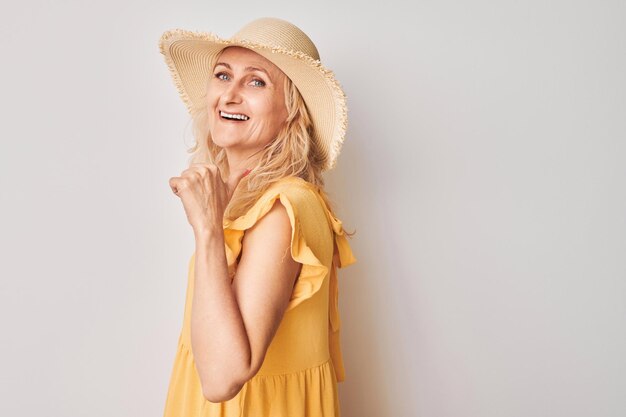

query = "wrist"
[{"left": 193, "top": 226, "right": 223, "bottom": 244}]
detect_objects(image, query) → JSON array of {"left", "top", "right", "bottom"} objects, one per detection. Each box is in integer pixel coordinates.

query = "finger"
[
  {"left": 169, "top": 177, "right": 180, "bottom": 195},
  {"left": 169, "top": 177, "right": 189, "bottom": 196},
  {"left": 183, "top": 164, "right": 218, "bottom": 181}
]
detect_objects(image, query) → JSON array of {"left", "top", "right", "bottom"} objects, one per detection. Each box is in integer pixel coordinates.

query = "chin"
[{"left": 211, "top": 133, "right": 242, "bottom": 149}]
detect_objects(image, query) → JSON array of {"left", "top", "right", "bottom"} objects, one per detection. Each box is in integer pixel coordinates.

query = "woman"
[{"left": 159, "top": 17, "right": 357, "bottom": 416}]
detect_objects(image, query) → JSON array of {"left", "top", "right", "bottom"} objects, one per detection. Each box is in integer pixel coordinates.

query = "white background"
[{"left": 1, "top": 1, "right": 625, "bottom": 416}]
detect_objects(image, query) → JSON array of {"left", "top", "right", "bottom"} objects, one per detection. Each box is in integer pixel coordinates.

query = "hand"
[{"left": 168, "top": 164, "right": 249, "bottom": 235}]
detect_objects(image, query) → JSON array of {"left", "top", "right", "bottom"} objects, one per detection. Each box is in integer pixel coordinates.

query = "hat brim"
[{"left": 159, "top": 29, "right": 347, "bottom": 171}]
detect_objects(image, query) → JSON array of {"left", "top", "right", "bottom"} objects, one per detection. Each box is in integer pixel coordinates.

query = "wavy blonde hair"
[{"left": 184, "top": 47, "right": 355, "bottom": 238}]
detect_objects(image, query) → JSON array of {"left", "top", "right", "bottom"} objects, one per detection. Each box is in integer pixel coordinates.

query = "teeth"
[{"left": 220, "top": 111, "right": 249, "bottom": 120}]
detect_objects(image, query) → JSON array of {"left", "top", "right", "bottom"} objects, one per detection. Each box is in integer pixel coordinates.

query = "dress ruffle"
[{"left": 163, "top": 342, "right": 341, "bottom": 416}]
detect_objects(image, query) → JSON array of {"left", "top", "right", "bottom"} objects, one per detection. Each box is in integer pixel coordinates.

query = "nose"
[{"left": 222, "top": 79, "right": 243, "bottom": 105}]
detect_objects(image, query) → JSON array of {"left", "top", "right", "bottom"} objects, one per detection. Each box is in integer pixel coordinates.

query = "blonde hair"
[{"left": 184, "top": 47, "right": 355, "bottom": 238}]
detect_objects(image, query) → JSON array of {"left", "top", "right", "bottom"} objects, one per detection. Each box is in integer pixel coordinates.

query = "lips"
[{"left": 219, "top": 110, "right": 249, "bottom": 121}]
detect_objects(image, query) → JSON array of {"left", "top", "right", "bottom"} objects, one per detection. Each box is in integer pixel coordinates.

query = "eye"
[
  {"left": 213, "top": 72, "right": 266, "bottom": 87},
  {"left": 214, "top": 72, "right": 228, "bottom": 81}
]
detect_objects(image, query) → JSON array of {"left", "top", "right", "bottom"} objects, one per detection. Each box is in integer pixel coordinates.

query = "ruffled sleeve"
[{"left": 222, "top": 185, "right": 332, "bottom": 312}]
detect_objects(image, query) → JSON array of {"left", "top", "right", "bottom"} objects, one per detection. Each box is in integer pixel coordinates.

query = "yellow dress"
[{"left": 163, "top": 176, "right": 357, "bottom": 417}]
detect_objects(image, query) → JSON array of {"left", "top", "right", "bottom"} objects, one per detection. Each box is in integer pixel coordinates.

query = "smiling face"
[{"left": 206, "top": 46, "right": 289, "bottom": 162}]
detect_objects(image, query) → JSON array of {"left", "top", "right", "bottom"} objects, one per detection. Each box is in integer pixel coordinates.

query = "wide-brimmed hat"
[{"left": 158, "top": 17, "right": 348, "bottom": 171}]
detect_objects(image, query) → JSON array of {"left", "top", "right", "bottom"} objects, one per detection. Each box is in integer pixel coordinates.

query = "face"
[{"left": 206, "top": 46, "right": 289, "bottom": 159}]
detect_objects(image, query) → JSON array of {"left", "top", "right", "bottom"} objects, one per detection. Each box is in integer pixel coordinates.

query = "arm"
[{"left": 191, "top": 199, "right": 302, "bottom": 403}]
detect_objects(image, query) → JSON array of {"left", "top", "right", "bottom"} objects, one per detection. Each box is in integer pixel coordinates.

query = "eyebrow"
[{"left": 214, "top": 62, "right": 272, "bottom": 81}]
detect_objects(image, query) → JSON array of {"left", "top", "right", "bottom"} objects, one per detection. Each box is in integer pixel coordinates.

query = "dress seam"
[
  {"left": 178, "top": 341, "right": 332, "bottom": 378},
  {"left": 252, "top": 357, "right": 333, "bottom": 379}
]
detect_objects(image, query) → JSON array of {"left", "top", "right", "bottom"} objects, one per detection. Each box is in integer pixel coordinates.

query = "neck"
[{"left": 224, "top": 148, "right": 260, "bottom": 189}]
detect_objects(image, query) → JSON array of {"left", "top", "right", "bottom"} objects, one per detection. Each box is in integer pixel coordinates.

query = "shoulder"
[
  {"left": 265, "top": 176, "right": 319, "bottom": 202},
  {"left": 225, "top": 176, "right": 323, "bottom": 232}
]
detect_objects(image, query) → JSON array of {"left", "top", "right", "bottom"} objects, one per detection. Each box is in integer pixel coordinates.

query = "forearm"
[{"left": 190, "top": 228, "right": 251, "bottom": 400}]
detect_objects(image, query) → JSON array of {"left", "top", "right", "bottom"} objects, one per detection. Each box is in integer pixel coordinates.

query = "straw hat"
[{"left": 158, "top": 17, "right": 349, "bottom": 171}]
